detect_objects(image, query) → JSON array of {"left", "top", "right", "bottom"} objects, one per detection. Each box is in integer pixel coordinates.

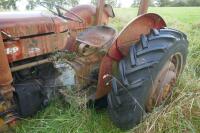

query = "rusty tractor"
[{"left": 0, "top": 0, "right": 188, "bottom": 130}]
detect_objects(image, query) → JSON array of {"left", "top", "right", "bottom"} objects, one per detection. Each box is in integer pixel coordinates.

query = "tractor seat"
[{"left": 77, "top": 26, "right": 116, "bottom": 48}]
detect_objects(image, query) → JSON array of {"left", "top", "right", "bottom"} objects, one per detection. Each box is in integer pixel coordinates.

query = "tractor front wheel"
[{"left": 107, "top": 28, "right": 188, "bottom": 130}]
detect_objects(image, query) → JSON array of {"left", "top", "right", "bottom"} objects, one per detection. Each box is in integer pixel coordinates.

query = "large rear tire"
[{"left": 107, "top": 28, "right": 188, "bottom": 130}]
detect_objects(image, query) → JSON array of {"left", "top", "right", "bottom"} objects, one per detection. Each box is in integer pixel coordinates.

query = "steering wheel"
[{"left": 39, "top": 2, "right": 83, "bottom": 23}]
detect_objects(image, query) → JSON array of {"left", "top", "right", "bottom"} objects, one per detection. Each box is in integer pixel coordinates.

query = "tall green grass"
[{"left": 15, "top": 7, "right": 200, "bottom": 133}]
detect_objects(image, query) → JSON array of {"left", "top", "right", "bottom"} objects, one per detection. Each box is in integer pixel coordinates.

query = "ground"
[{"left": 15, "top": 7, "right": 200, "bottom": 133}]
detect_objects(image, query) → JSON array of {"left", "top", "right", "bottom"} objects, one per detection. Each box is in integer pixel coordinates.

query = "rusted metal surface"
[
  {"left": 96, "top": 13, "right": 167, "bottom": 99},
  {"left": 56, "top": 27, "right": 115, "bottom": 92},
  {"left": 96, "top": 0, "right": 105, "bottom": 25},
  {"left": 138, "top": 0, "right": 149, "bottom": 16},
  {"left": 65, "top": 5, "right": 96, "bottom": 32},
  {"left": 56, "top": 50, "right": 104, "bottom": 91},
  {"left": 59, "top": 27, "right": 116, "bottom": 92},
  {"left": 71, "top": 53, "right": 103, "bottom": 90},
  {"left": 103, "top": 4, "right": 115, "bottom": 18},
  {"left": 65, "top": 4, "right": 112, "bottom": 32},
  {"left": 0, "top": 4, "right": 113, "bottom": 63},
  {"left": 146, "top": 61, "right": 176, "bottom": 111},
  {"left": 65, "top": 31, "right": 78, "bottom": 52},
  {"left": 0, "top": 12, "right": 68, "bottom": 38},
  {"left": 4, "top": 32, "right": 68, "bottom": 63},
  {"left": 0, "top": 35, "right": 13, "bottom": 100},
  {"left": 109, "top": 13, "right": 166, "bottom": 58},
  {"left": 11, "top": 59, "right": 51, "bottom": 72},
  {"left": 71, "top": 25, "right": 116, "bottom": 91},
  {"left": 0, "top": 1, "right": 116, "bottom": 128},
  {"left": 0, "top": 1, "right": 114, "bottom": 103},
  {"left": 64, "top": 5, "right": 89, "bottom": 52},
  {"left": 77, "top": 26, "right": 116, "bottom": 48},
  {"left": 0, "top": 11, "right": 69, "bottom": 63},
  {"left": 146, "top": 53, "right": 183, "bottom": 111}
]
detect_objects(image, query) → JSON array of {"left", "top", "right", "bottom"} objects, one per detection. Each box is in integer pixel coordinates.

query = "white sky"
[
  {"left": 16, "top": 0, "right": 133, "bottom": 11},
  {"left": 79, "top": 0, "right": 133, "bottom": 7}
]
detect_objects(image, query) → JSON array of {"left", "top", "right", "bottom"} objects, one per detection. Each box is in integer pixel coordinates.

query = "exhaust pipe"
[
  {"left": 0, "top": 34, "right": 14, "bottom": 100},
  {"left": 138, "top": 0, "right": 149, "bottom": 16},
  {"left": 96, "top": 0, "right": 105, "bottom": 25}
]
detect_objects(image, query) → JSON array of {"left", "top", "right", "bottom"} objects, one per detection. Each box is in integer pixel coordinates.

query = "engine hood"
[{"left": 0, "top": 11, "right": 68, "bottom": 39}]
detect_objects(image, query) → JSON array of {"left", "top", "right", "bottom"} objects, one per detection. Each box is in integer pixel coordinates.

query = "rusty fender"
[{"left": 95, "top": 13, "right": 167, "bottom": 99}]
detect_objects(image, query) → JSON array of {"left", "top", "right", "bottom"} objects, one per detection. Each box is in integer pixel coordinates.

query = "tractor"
[{"left": 0, "top": 0, "right": 188, "bottom": 130}]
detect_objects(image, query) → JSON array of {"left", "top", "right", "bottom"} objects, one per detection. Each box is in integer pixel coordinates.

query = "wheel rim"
[{"left": 146, "top": 52, "right": 183, "bottom": 111}]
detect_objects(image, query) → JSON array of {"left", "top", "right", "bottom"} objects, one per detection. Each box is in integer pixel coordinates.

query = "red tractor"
[{"left": 0, "top": 0, "right": 188, "bottom": 130}]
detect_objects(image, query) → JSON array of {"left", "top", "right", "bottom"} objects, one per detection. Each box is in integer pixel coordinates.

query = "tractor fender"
[{"left": 95, "top": 13, "right": 166, "bottom": 99}]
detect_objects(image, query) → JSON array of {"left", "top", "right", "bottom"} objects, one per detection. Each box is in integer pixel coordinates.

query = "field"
[{"left": 15, "top": 7, "right": 200, "bottom": 133}]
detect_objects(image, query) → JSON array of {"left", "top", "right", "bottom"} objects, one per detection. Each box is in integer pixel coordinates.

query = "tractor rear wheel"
[{"left": 107, "top": 28, "right": 188, "bottom": 130}]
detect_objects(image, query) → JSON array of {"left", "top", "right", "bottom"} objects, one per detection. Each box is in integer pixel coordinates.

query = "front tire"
[{"left": 107, "top": 28, "right": 188, "bottom": 130}]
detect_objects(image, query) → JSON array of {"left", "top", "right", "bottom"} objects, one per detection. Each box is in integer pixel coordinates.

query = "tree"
[
  {"left": 68, "top": 0, "right": 79, "bottom": 7},
  {"left": 117, "top": 3, "right": 121, "bottom": 8},
  {"left": 187, "top": 0, "right": 200, "bottom": 6},
  {"left": 91, "top": 0, "right": 118, "bottom": 7},
  {"left": 159, "top": 0, "right": 200, "bottom": 7},
  {"left": 160, "top": 0, "right": 171, "bottom": 6},
  {"left": 26, "top": 0, "right": 79, "bottom": 10},
  {"left": 106, "top": 0, "right": 117, "bottom": 7},
  {"left": 131, "top": 0, "right": 140, "bottom": 7},
  {"left": 91, "top": 0, "right": 96, "bottom": 5},
  {"left": 0, "top": 0, "right": 18, "bottom": 10}
]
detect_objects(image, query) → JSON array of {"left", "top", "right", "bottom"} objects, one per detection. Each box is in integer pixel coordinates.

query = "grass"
[{"left": 15, "top": 7, "right": 200, "bottom": 133}]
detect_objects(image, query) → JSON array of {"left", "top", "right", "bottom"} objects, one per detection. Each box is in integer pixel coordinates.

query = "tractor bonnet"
[{"left": 0, "top": 11, "right": 68, "bottom": 39}]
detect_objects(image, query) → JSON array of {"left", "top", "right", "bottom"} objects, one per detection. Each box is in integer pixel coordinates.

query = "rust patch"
[
  {"left": 77, "top": 26, "right": 116, "bottom": 48},
  {"left": 0, "top": 34, "right": 13, "bottom": 100},
  {"left": 4, "top": 32, "right": 68, "bottom": 63}
]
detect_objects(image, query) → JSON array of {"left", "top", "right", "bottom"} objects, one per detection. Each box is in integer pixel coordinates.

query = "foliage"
[
  {"left": 159, "top": 0, "right": 200, "bottom": 7},
  {"left": 0, "top": 0, "right": 79, "bottom": 10},
  {"left": 160, "top": 0, "right": 171, "bottom": 6},
  {"left": 187, "top": 0, "right": 200, "bottom": 6},
  {"left": 116, "top": 3, "right": 121, "bottom": 8},
  {"left": 26, "top": 0, "right": 79, "bottom": 10},
  {"left": 91, "top": 0, "right": 118, "bottom": 7},
  {"left": 91, "top": 0, "right": 96, "bottom": 5},
  {"left": 0, "top": 0, "right": 18, "bottom": 10},
  {"left": 131, "top": 0, "right": 140, "bottom": 7}
]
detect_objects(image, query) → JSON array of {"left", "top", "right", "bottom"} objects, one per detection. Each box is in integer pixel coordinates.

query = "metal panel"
[{"left": 5, "top": 32, "right": 68, "bottom": 63}]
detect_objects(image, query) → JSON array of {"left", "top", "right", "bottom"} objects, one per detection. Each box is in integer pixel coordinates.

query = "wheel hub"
[{"left": 146, "top": 58, "right": 178, "bottom": 111}]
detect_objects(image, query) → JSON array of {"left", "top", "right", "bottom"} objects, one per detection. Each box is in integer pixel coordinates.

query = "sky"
[
  {"left": 16, "top": 0, "right": 134, "bottom": 10},
  {"left": 79, "top": 0, "right": 133, "bottom": 7}
]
